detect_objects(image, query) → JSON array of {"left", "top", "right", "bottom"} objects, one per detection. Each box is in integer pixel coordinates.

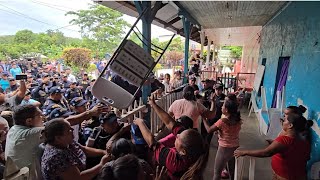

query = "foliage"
[
  {"left": 14, "top": 30, "right": 35, "bottom": 44},
  {"left": 0, "top": 29, "right": 82, "bottom": 60},
  {"left": 66, "top": 4, "right": 130, "bottom": 57},
  {"left": 62, "top": 48, "right": 92, "bottom": 69},
  {"left": 166, "top": 37, "right": 184, "bottom": 52},
  {"left": 87, "top": 63, "right": 97, "bottom": 73},
  {"left": 222, "top": 46, "right": 243, "bottom": 59},
  {"left": 164, "top": 51, "right": 184, "bottom": 66}
]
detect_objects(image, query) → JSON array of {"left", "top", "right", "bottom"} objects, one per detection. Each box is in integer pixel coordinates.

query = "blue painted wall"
[{"left": 258, "top": 1, "right": 320, "bottom": 172}]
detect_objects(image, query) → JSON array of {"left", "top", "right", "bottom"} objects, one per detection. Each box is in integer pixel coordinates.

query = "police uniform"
[
  {"left": 62, "top": 80, "right": 71, "bottom": 89},
  {"left": 65, "top": 87, "right": 82, "bottom": 102},
  {"left": 42, "top": 87, "right": 69, "bottom": 112},
  {"left": 31, "top": 82, "right": 50, "bottom": 106},
  {"left": 79, "top": 79, "right": 90, "bottom": 96},
  {"left": 85, "top": 85, "right": 93, "bottom": 101}
]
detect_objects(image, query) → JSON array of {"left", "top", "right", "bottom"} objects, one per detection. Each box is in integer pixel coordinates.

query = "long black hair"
[
  {"left": 180, "top": 129, "right": 208, "bottom": 180},
  {"left": 97, "top": 154, "right": 141, "bottom": 180},
  {"left": 111, "top": 138, "right": 134, "bottom": 159},
  {"left": 287, "top": 105, "right": 307, "bottom": 116},
  {"left": 287, "top": 114, "right": 313, "bottom": 133},
  {"left": 224, "top": 94, "right": 241, "bottom": 122},
  {"left": 43, "top": 118, "right": 67, "bottom": 144}
]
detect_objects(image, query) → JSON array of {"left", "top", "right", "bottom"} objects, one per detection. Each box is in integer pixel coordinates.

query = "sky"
[{"left": 0, "top": 0, "right": 174, "bottom": 39}]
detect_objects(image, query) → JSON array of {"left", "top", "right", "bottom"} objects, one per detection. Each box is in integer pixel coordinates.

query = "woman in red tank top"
[{"left": 234, "top": 113, "right": 313, "bottom": 180}]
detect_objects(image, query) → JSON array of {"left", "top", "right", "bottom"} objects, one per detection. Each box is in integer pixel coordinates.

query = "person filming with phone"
[{"left": 0, "top": 76, "right": 26, "bottom": 112}]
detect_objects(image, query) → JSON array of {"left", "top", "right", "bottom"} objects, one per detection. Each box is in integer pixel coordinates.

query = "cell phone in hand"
[{"left": 15, "top": 75, "right": 27, "bottom": 80}]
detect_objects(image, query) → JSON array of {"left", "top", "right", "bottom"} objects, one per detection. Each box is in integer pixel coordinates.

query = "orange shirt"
[{"left": 214, "top": 118, "right": 241, "bottom": 148}]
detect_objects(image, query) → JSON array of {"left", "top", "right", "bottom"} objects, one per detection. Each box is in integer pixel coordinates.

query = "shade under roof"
[{"left": 95, "top": 1, "right": 288, "bottom": 46}]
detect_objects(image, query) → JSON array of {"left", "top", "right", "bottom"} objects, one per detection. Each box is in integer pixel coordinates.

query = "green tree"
[
  {"left": 167, "top": 37, "right": 184, "bottom": 52},
  {"left": 14, "top": 30, "right": 35, "bottom": 44},
  {"left": 222, "top": 46, "right": 243, "bottom": 59},
  {"left": 66, "top": 4, "right": 130, "bottom": 57},
  {"left": 128, "top": 33, "right": 142, "bottom": 46}
]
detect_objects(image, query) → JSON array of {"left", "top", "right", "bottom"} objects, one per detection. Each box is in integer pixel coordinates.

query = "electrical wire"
[{"left": 0, "top": 3, "right": 78, "bottom": 32}]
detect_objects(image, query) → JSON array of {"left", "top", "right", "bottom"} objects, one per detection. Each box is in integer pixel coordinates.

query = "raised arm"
[
  {"left": 79, "top": 144, "right": 107, "bottom": 157},
  {"left": 16, "top": 80, "right": 27, "bottom": 99},
  {"left": 201, "top": 96, "right": 216, "bottom": 119},
  {"left": 149, "top": 95, "right": 175, "bottom": 130},
  {"left": 66, "top": 105, "right": 109, "bottom": 126},
  {"left": 133, "top": 118, "right": 156, "bottom": 148},
  {"left": 105, "top": 123, "right": 131, "bottom": 152},
  {"left": 203, "top": 118, "right": 219, "bottom": 134}
]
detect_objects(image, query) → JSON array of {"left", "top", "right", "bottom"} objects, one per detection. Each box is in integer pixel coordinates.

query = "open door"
[{"left": 272, "top": 57, "right": 290, "bottom": 108}]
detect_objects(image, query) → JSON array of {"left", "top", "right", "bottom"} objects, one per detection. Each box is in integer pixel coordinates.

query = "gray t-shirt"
[
  {"left": 0, "top": 95, "right": 23, "bottom": 112},
  {"left": 5, "top": 125, "right": 44, "bottom": 179}
]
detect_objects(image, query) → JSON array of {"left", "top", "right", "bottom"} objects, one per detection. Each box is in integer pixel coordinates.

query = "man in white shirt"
[{"left": 65, "top": 67, "right": 77, "bottom": 83}]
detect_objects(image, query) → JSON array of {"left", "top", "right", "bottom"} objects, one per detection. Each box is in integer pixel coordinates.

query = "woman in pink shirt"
[
  {"left": 168, "top": 85, "right": 216, "bottom": 129},
  {"left": 203, "top": 94, "right": 242, "bottom": 180}
]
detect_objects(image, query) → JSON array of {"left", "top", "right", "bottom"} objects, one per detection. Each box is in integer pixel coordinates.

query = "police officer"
[
  {"left": 26, "top": 75, "right": 37, "bottom": 92},
  {"left": 79, "top": 73, "right": 90, "bottom": 97},
  {"left": 211, "top": 83, "right": 226, "bottom": 123},
  {"left": 64, "top": 82, "right": 82, "bottom": 102},
  {"left": 42, "top": 86, "right": 69, "bottom": 114},
  {"left": 70, "top": 97, "right": 88, "bottom": 144},
  {"left": 6, "top": 77, "right": 19, "bottom": 94},
  {"left": 31, "top": 73, "right": 51, "bottom": 105},
  {"left": 199, "top": 79, "right": 215, "bottom": 108},
  {"left": 61, "top": 74, "right": 71, "bottom": 90},
  {"left": 85, "top": 79, "right": 95, "bottom": 101},
  {"left": 30, "top": 61, "right": 39, "bottom": 77},
  {"left": 51, "top": 74, "right": 62, "bottom": 88}
]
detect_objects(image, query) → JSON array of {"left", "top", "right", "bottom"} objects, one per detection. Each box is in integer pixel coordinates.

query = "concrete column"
[
  {"left": 206, "top": 39, "right": 211, "bottom": 68},
  {"left": 211, "top": 44, "right": 215, "bottom": 65},
  {"left": 200, "top": 30, "right": 205, "bottom": 58},
  {"left": 182, "top": 17, "right": 191, "bottom": 84},
  {"left": 199, "top": 29, "right": 205, "bottom": 70}
]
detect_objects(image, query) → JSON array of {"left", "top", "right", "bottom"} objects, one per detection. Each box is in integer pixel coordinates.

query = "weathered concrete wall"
[
  {"left": 241, "top": 28, "right": 261, "bottom": 74},
  {"left": 258, "top": 1, "right": 320, "bottom": 172},
  {"left": 240, "top": 27, "right": 261, "bottom": 88}
]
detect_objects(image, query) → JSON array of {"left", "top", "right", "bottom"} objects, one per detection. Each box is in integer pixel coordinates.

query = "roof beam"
[
  {"left": 150, "top": 2, "right": 167, "bottom": 20},
  {"left": 153, "top": 17, "right": 180, "bottom": 32},
  {"left": 173, "top": 1, "right": 201, "bottom": 29},
  {"left": 165, "top": 16, "right": 181, "bottom": 27}
]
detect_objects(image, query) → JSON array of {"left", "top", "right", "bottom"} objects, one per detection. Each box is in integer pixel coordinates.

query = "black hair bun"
[
  {"left": 306, "top": 120, "right": 314, "bottom": 128},
  {"left": 298, "top": 105, "right": 307, "bottom": 113}
]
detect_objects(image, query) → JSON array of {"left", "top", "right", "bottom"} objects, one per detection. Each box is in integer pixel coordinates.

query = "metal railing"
[
  {"left": 150, "top": 90, "right": 183, "bottom": 134},
  {"left": 117, "top": 90, "right": 183, "bottom": 133}
]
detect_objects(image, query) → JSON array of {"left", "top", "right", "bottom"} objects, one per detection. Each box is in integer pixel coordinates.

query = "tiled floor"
[{"left": 203, "top": 109, "right": 272, "bottom": 180}]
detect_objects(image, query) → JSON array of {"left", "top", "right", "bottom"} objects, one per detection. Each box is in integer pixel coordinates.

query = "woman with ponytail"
[
  {"left": 203, "top": 94, "right": 242, "bottom": 180},
  {"left": 168, "top": 85, "right": 216, "bottom": 130},
  {"left": 235, "top": 113, "right": 313, "bottom": 180},
  {"left": 267, "top": 105, "right": 309, "bottom": 144},
  {"left": 133, "top": 95, "right": 208, "bottom": 180}
]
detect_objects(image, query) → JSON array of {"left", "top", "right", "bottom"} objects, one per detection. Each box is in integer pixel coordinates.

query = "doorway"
[{"left": 271, "top": 57, "right": 290, "bottom": 108}]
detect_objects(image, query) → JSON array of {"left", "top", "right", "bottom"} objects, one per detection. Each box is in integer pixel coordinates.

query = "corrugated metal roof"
[{"left": 95, "top": 1, "right": 287, "bottom": 46}]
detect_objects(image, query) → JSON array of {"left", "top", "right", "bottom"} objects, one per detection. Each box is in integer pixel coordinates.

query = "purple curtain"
[{"left": 272, "top": 58, "right": 290, "bottom": 108}]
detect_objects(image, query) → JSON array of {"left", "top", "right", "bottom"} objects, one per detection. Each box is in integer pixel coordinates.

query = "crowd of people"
[{"left": 0, "top": 59, "right": 314, "bottom": 180}]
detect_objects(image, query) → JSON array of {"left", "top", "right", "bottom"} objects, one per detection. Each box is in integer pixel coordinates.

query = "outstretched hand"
[
  {"left": 234, "top": 149, "right": 246, "bottom": 158},
  {"left": 133, "top": 118, "right": 144, "bottom": 125},
  {"left": 148, "top": 94, "right": 156, "bottom": 108}
]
